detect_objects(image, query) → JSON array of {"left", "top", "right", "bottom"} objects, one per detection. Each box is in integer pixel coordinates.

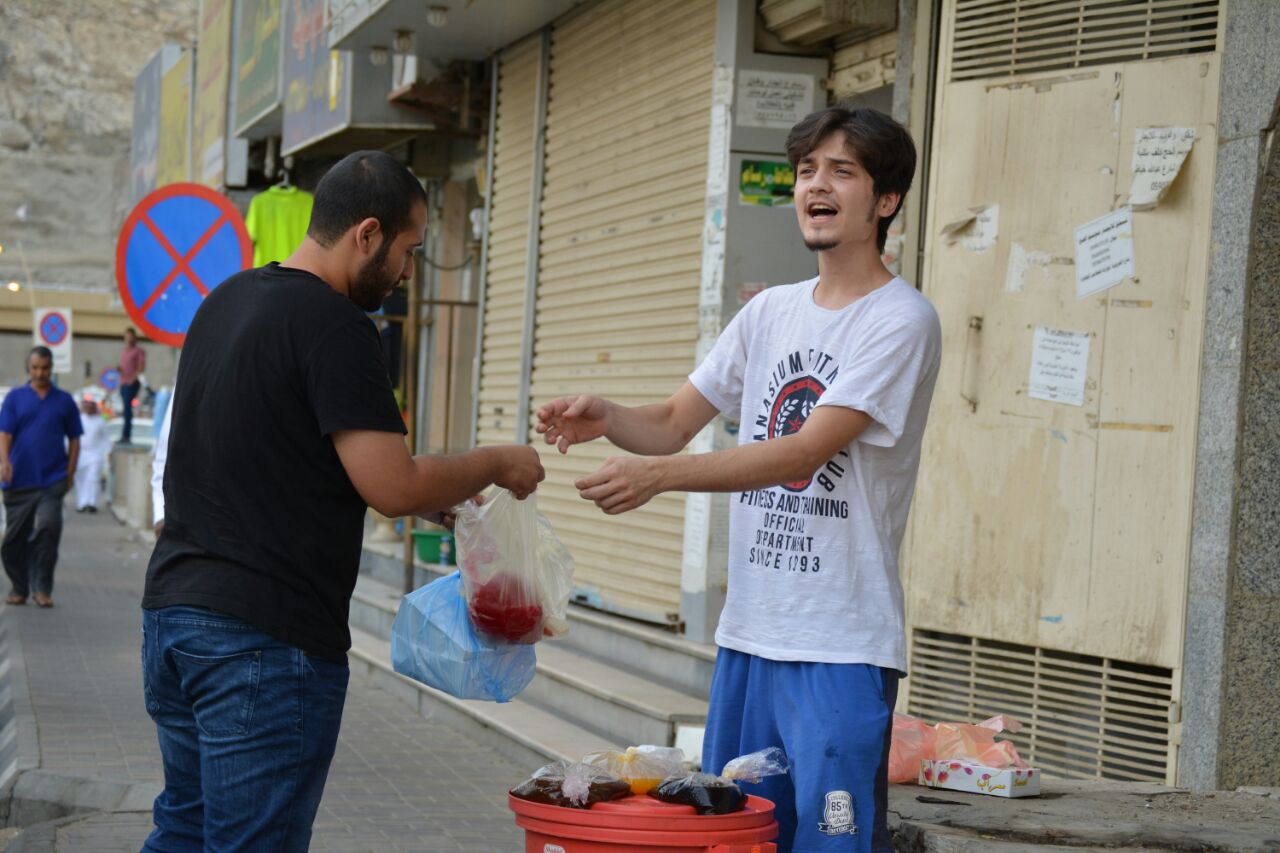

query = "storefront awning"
[{"left": 328, "top": 0, "right": 584, "bottom": 59}]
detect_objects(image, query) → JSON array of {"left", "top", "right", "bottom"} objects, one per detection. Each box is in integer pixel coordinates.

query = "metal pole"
[
  {"left": 515, "top": 27, "right": 551, "bottom": 446},
  {"left": 469, "top": 54, "right": 500, "bottom": 448},
  {"left": 402, "top": 187, "right": 425, "bottom": 594}
]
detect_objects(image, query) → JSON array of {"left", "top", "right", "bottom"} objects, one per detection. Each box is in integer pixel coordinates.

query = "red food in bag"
[{"left": 467, "top": 572, "right": 544, "bottom": 643}]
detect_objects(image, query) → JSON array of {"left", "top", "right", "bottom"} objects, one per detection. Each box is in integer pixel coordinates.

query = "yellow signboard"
[
  {"left": 193, "top": 0, "right": 234, "bottom": 188},
  {"left": 157, "top": 51, "right": 192, "bottom": 185}
]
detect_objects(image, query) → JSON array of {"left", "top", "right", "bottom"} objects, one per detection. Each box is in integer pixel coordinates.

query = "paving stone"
[{"left": 3, "top": 511, "right": 527, "bottom": 850}]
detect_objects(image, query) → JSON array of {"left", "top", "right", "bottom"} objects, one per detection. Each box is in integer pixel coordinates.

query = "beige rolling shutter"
[
  {"left": 476, "top": 37, "right": 541, "bottom": 446},
  {"left": 530, "top": 0, "right": 715, "bottom": 623}
]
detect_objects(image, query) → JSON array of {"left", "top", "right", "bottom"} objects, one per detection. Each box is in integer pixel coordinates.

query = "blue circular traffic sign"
[
  {"left": 100, "top": 368, "right": 120, "bottom": 392},
  {"left": 38, "top": 311, "right": 69, "bottom": 346},
  {"left": 115, "top": 183, "right": 252, "bottom": 347}
]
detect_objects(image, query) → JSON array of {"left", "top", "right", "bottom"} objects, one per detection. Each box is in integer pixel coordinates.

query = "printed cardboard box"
[{"left": 918, "top": 759, "right": 1040, "bottom": 798}]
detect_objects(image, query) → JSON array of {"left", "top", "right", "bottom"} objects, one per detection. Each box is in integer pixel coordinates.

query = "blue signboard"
[{"left": 282, "top": 0, "right": 350, "bottom": 155}]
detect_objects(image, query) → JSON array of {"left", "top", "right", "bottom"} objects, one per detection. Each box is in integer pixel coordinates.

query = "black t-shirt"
[{"left": 143, "top": 263, "right": 405, "bottom": 662}]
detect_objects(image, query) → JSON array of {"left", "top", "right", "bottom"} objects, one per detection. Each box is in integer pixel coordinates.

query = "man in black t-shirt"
[{"left": 140, "top": 151, "right": 544, "bottom": 852}]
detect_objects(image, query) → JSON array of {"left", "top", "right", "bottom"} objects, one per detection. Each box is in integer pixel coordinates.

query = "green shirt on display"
[{"left": 245, "top": 186, "right": 314, "bottom": 266}]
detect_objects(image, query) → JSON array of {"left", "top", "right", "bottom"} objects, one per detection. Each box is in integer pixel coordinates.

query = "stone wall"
[
  {"left": 0, "top": 0, "right": 197, "bottom": 291},
  {"left": 1218, "top": 113, "right": 1280, "bottom": 790},
  {"left": 1181, "top": 0, "right": 1280, "bottom": 791}
]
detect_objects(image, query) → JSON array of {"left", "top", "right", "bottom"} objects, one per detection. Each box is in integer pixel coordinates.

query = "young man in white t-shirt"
[{"left": 536, "top": 106, "right": 940, "bottom": 852}]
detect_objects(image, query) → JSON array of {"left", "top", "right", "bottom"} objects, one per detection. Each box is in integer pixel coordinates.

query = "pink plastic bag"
[
  {"left": 888, "top": 713, "right": 1027, "bottom": 783},
  {"left": 888, "top": 714, "right": 935, "bottom": 783},
  {"left": 933, "top": 715, "right": 1027, "bottom": 768}
]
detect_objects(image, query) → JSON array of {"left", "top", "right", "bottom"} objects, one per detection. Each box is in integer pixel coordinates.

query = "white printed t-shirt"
[{"left": 689, "top": 276, "right": 941, "bottom": 672}]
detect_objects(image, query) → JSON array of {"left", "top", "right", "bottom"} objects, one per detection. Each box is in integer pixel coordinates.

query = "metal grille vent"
[
  {"left": 950, "top": 0, "right": 1220, "bottom": 82},
  {"left": 909, "top": 629, "right": 1174, "bottom": 782}
]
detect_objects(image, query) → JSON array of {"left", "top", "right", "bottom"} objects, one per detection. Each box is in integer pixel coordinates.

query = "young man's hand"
[
  {"left": 575, "top": 456, "right": 663, "bottom": 515},
  {"left": 535, "top": 395, "right": 611, "bottom": 453},
  {"left": 494, "top": 445, "right": 546, "bottom": 500},
  {"left": 0, "top": 460, "right": 11, "bottom": 485}
]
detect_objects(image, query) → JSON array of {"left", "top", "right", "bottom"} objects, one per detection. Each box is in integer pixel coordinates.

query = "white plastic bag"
[
  {"left": 455, "top": 489, "right": 573, "bottom": 644},
  {"left": 722, "top": 747, "right": 790, "bottom": 783}
]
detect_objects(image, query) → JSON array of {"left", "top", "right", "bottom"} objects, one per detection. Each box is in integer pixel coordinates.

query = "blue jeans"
[
  {"left": 141, "top": 606, "right": 349, "bottom": 852},
  {"left": 121, "top": 380, "right": 141, "bottom": 442}
]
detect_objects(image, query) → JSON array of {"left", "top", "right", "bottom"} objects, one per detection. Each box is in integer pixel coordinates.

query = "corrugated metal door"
[
  {"left": 476, "top": 36, "right": 541, "bottom": 447},
  {"left": 530, "top": 0, "right": 716, "bottom": 623}
]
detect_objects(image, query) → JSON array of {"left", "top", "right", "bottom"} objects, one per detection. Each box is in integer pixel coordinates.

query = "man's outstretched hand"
[
  {"left": 536, "top": 395, "right": 610, "bottom": 454},
  {"left": 576, "top": 456, "right": 663, "bottom": 515}
]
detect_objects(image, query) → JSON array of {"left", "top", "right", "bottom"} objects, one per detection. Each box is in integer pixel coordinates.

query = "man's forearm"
[
  {"left": 404, "top": 446, "right": 505, "bottom": 516},
  {"left": 0, "top": 432, "right": 10, "bottom": 466},
  {"left": 604, "top": 401, "right": 699, "bottom": 456},
  {"left": 653, "top": 434, "right": 826, "bottom": 495}
]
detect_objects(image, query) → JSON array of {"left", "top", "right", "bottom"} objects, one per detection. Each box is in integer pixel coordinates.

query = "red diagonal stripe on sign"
[{"left": 137, "top": 213, "right": 228, "bottom": 314}]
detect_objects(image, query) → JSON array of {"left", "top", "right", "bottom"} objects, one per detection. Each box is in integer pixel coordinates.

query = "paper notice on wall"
[
  {"left": 1129, "top": 127, "right": 1196, "bottom": 210},
  {"left": 1074, "top": 207, "right": 1134, "bottom": 298},
  {"left": 736, "top": 70, "right": 814, "bottom": 129},
  {"left": 1028, "top": 326, "right": 1090, "bottom": 407},
  {"left": 942, "top": 205, "right": 999, "bottom": 252}
]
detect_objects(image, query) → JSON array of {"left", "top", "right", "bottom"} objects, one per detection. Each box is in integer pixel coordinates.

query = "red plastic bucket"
[{"left": 509, "top": 793, "right": 778, "bottom": 852}]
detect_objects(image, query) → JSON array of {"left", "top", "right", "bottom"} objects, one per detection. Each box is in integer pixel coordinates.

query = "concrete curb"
[
  {"left": 3, "top": 769, "right": 160, "bottom": 827},
  {"left": 2, "top": 595, "right": 159, "bottom": 847}
]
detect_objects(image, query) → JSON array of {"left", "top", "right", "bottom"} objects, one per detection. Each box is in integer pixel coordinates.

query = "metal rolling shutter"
[
  {"left": 476, "top": 37, "right": 541, "bottom": 446},
  {"left": 531, "top": 0, "right": 715, "bottom": 623}
]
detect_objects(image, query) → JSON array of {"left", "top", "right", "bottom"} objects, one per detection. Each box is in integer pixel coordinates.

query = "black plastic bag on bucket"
[
  {"left": 510, "top": 761, "right": 632, "bottom": 809},
  {"left": 652, "top": 772, "right": 747, "bottom": 815}
]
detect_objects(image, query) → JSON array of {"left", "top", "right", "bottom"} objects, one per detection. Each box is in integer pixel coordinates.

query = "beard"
[
  {"left": 804, "top": 237, "right": 840, "bottom": 252},
  {"left": 350, "top": 236, "right": 396, "bottom": 311}
]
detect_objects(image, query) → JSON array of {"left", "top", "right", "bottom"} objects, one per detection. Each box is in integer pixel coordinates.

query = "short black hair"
[
  {"left": 785, "top": 105, "right": 917, "bottom": 252},
  {"left": 28, "top": 346, "right": 52, "bottom": 364},
  {"left": 307, "top": 150, "right": 428, "bottom": 248}
]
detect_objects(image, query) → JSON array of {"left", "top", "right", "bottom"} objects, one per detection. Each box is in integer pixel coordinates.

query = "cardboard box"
[{"left": 918, "top": 759, "right": 1040, "bottom": 798}]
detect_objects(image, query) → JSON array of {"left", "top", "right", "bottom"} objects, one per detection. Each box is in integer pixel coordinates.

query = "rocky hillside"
[{"left": 0, "top": 0, "right": 196, "bottom": 290}]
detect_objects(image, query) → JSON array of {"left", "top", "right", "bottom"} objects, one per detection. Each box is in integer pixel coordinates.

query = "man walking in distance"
[
  {"left": 536, "top": 107, "right": 939, "bottom": 853},
  {"left": 0, "top": 346, "right": 82, "bottom": 608},
  {"left": 116, "top": 326, "right": 145, "bottom": 445},
  {"left": 74, "top": 398, "right": 110, "bottom": 513},
  {"left": 142, "top": 150, "right": 544, "bottom": 852}
]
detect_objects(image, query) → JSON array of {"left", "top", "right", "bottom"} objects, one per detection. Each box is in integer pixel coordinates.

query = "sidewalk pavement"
[
  {"left": 1, "top": 509, "right": 528, "bottom": 851},
  {"left": 5, "top": 509, "right": 1279, "bottom": 851}
]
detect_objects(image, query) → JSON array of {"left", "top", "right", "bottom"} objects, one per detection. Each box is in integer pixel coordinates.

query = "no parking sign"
[
  {"left": 33, "top": 307, "right": 73, "bottom": 373},
  {"left": 115, "top": 183, "right": 252, "bottom": 347}
]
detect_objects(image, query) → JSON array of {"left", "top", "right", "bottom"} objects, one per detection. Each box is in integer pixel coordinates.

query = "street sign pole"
[{"left": 33, "top": 307, "right": 73, "bottom": 374}]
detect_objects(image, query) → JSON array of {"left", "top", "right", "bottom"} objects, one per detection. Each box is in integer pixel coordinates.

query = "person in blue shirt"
[{"left": 0, "top": 346, "right": 82, "bottom": 608}]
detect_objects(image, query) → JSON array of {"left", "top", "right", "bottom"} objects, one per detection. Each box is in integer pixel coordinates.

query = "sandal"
[
  {"left": 33, "top": 593, "right": 53, "bottom": 608},
  {"left": 5, "top": 595, "right": 26, "bottom": 606}
]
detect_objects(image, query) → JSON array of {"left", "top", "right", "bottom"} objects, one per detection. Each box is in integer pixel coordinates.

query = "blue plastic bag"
[{"left": 390, "top": 571, "right": 536, "bottom": 703}]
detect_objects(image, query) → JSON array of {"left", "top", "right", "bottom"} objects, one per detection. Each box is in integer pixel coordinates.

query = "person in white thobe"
[
  {"left": 151, "top": 393, "right": 173, "bottom": 535},
  {"left": 75, "top": 400, "right": 111, "bottom": 511}
]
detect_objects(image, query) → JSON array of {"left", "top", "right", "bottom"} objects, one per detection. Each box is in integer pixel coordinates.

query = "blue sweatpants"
[{"left": 702, "top": 648, "right": 899, "bottom": 853}]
